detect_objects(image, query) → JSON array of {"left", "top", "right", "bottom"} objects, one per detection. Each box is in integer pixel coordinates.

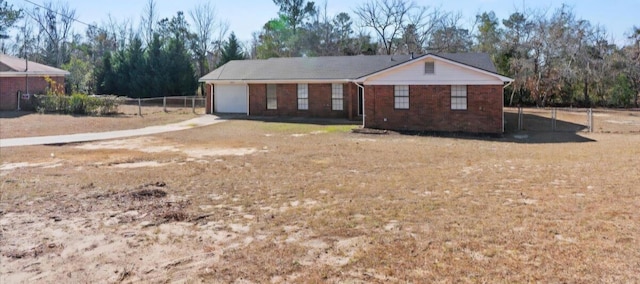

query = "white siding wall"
[{"left": 364, "top": 58, "right": 504, "bottom": 86}]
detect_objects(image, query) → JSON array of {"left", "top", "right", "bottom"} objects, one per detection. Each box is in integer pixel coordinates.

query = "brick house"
[
  {"left": 199, "top": 53, "right": 513, "bottom": 134},
  {"left": 0, "top": 54, "right": 69, "bottom": 111}
]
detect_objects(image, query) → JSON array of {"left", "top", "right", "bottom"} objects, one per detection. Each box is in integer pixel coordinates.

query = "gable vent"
[{"left": 424, "top": 61, "right": 435, "bottom": 74}]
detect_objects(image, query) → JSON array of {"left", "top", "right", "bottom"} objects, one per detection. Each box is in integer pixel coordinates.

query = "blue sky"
[{"left": 10, "top": 0, "right": 640, "bottom": 46}]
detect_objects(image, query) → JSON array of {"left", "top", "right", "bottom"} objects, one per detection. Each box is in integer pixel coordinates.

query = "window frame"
[
  {"left": 331, "top": 83, "right": 343, "bottom": 111},
  {"left": 394, "top": 85, "right": 409, "bottom": 109},
  {"left": 450, "top": 85, "right": 467, "bottom": 110},
  {"left": 297, "top": 83, "right": 309, "bottom": 110},
  {"left": 266, "top": 84, "right": 277, "bottom": 110}
]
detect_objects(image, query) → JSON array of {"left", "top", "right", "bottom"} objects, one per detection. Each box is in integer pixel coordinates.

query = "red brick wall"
[
  {"left": 0, "top": 76, "right": 65, "bottom": 111},
  {"left": 205, "top": 83, "right": 213, "bottom": 114},
  {"left": 364, "top": 85, "right": 503, "bottom": 134},
  {"left": 249, "top": 83, "right": 358, "bottom": 119}
]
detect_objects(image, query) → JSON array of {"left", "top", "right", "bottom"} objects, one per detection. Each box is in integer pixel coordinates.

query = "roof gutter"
[{"left": 502, "top": 80, "right": 513, "bottom": 133}]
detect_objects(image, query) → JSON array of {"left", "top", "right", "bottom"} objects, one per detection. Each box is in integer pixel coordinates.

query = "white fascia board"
[
  {"left": 358, "top": 54, "right": 513, "bottom": 83},
  {"left": 202, "top": 79, "right": 352, "bottom": 84},
  {"left": 363, "top": 79, "right": 506, "bottom": 86},
  {"left": 244, "top": 79, "right": 352, "bottom": 84},
  {"left": 200, "top": 80, "right": 247, "bottom": 84}
]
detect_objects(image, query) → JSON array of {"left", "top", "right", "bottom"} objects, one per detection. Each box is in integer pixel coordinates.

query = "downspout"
[
  {"left": 210, "top": 83, "right": 214, "bottom": 114},
  {"left": 502, "top": 81, "right": 513, "bottom": 133},
  {"left": 246, "top": 83, "right": 250, "bottom": 115},
  {"left": 353, "top": 81, "right": 365, "bottom": 128}
]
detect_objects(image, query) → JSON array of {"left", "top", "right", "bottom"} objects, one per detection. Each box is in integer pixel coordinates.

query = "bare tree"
[
  {"left": 403, "top": 5, "right": 447, "bottom": 54},
  {"left": 140, "top": 0, "right": 157, "bottom": 47},
  {"left": 189, "top": 1, "right": 228, "bottom": 86},
  {"left": 104, "top": 15, "right": 134, "bottom": 51},
  {"left": 26, "top": 1, "right": 76, "bottom": 67},
  {"left": 627, "top": 27, "right": 640, "bottom": 107},
  {"left": 353, "top": 0, "right": 415, "bottom": 55},
  {"left": 425, "top": 12, "right": 471, "bottom": 53}
]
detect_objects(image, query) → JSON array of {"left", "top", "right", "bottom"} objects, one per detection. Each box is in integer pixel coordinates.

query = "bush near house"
[
  {"left": 33, "top": 94, "right": 123, "bottom": 115},
  {"left": 31, "top": 76, "right": 123, "bottom": 115}
]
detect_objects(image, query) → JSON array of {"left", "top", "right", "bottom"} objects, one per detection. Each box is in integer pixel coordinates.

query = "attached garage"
[{"left": 213, "top": 84, "right": 248, "bottom": 114}]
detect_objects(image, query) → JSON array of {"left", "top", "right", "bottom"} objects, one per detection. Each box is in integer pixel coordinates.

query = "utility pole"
[{"left": 19, "top": 20, "right": 30, "bottom": 111}]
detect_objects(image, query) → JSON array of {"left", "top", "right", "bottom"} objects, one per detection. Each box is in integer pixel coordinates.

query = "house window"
[
  {"left": 297, "top": 84, "right": 308, "bottom": 110},
  {"left": 394, "top": 85, "right": 409, "bottom": 109},
  {"left": 425, "top": 61, "right": 435, "bottom": 74},
  {"left": 267, "top": 84, "right": 277, "bottom": 110},
  {"left": 332, "top": 83, "right": 343, "bottom": 111},
  {"left": 451, "top": 85, "right": 467, "bottom": 110}
]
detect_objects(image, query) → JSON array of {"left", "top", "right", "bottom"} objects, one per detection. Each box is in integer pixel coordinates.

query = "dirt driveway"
[{"left": 1, "top": 112, "right": 639, "bottom": 283}]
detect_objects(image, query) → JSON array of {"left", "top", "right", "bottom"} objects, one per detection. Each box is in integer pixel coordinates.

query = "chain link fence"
[
  {"left": 120, "top": 96, "right": 206, "bottom": 116},
  {"left": 505, "top": 107, "right": 640, "bottom": 134}
]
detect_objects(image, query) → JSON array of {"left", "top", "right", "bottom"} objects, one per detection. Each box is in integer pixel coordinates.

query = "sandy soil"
[{"left": 1, "top": 110, "right": 639, "bottom": 283}]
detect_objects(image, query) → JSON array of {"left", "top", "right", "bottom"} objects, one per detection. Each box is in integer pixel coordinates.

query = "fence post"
[
  {"left": 551, "top": 108, "right": 557, "bottom": 131},
  {"left": 587, "top": 108, "right": 593, "bottom": 132},
  {"left": 517, "top": 107, "right": 523, "bottom": 130},
  {"left": 163, "top": 96, "right": 167, "bottom": 112},
  {"left": 138, "top": 98, "right": 142, "bottom": 116},
  {"left": 184, "top": 96, "right": 187, "bottom": 107},
  {"left": 192, "top": 96, "right": 196, "bottom": 113},
  {"left": 17, "top": 91, "right": 21, "bottom": 111}
]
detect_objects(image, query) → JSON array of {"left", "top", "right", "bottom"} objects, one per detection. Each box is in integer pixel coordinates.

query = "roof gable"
[{"left": 358, "top": 53, "right": 512, "bottom": 84}]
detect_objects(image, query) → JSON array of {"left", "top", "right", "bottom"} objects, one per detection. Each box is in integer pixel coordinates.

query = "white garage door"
[{"left": 214, "top": 84, "right": 248, "bottom": 113}]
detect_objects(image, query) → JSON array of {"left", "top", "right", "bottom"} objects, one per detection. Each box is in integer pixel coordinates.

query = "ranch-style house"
[{"left": 200, "top": 53, "right": 513, "bottom": 134}]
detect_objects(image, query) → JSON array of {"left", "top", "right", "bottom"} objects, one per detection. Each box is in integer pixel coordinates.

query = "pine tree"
[
  {"left": 126, "top": 37, "right": 147, "bottom": 98},
  {"left": 0, "top": 0, "right": 22, "bottom": 39},
  {"left": 146, "top": 33, "right": 168, "bottom": 97},
  {"left": 218, "top": 32, "right": 245, "bottom": 67},
  {"left": 165, "top": 37, "right": 197, "bottom": 96},
  {"left": 95, "top": 52, "right": 116, "bottom": 95}
]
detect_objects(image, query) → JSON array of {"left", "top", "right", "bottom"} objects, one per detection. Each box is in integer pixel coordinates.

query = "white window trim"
[
  {"left": 267, "top": 84, "right": 277, "bottom": 110},
  {"left": 297, "top": 84, "right": 308, "bottom": 110},
  {"left": 331, "top": 83, "right": 343, "bottom": 111},
  {"left": 451, "top": 85, "right": 467, "bottom": 110},
  {"left": 394, "top": 85, "right": 409, "bottom": 109}
]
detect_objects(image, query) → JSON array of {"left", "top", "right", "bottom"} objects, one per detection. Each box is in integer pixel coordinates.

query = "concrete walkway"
[{"left": 0, "top": 115, "right": 225, "bottom": 148}]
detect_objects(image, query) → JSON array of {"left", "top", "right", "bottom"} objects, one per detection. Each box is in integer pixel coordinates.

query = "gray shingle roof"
[
  {"left": 200, "top": 53, "right": 500, "bottom": 82},
  {"left": 432, "top": 53, "right": 497, "bottom": 73}
]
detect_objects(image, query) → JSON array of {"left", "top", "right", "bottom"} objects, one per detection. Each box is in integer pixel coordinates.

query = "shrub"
[{"left": 34, "top": 94, "right": 124, "bottom": 115}]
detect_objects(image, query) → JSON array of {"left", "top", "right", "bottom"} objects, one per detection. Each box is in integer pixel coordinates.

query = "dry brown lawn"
[
  {"left": 1, "top": 109, "right": 639, "bottom": 283},
  {"left": 0, "top": 105, "right": 204, "bottom": 139}
]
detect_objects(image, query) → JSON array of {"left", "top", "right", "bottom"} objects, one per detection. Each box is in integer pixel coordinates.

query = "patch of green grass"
[{"left": 258, "top": 122, "right": 355, "bottom": 133}]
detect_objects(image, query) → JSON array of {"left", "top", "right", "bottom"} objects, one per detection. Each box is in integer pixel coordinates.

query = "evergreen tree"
[
  {"left": 126, "top": 37, "right": 147, "bottom": 98},
  {"left": 0, "top": 0, "right": 22, "bottom": 40},
  {"left": 165, "top": 37, "right": 197, "bottom": 96},
  {"left": 95, "top": 52, "right": 116, "bottom": 95},
  {"left": 146, "top": 33, "right": 168, "bottom": 97},
  {"left": 112, "top": 49, "right": 130, "bottom": 96},
  {"left": 218, "top": 32, "right": 245, "bottom": 67}
]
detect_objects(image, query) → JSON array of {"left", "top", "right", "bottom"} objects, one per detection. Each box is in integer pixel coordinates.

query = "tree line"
[{"left": 1, "top": 0, "right": 638, "bottom": 107}]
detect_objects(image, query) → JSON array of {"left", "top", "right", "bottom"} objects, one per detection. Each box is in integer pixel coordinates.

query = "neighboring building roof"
[
  {"left": 0, "top": 53, "right": 70, "bottom": 77},
  {"left": 200, "top": 53, "right": 506, "bottom": 82}
]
